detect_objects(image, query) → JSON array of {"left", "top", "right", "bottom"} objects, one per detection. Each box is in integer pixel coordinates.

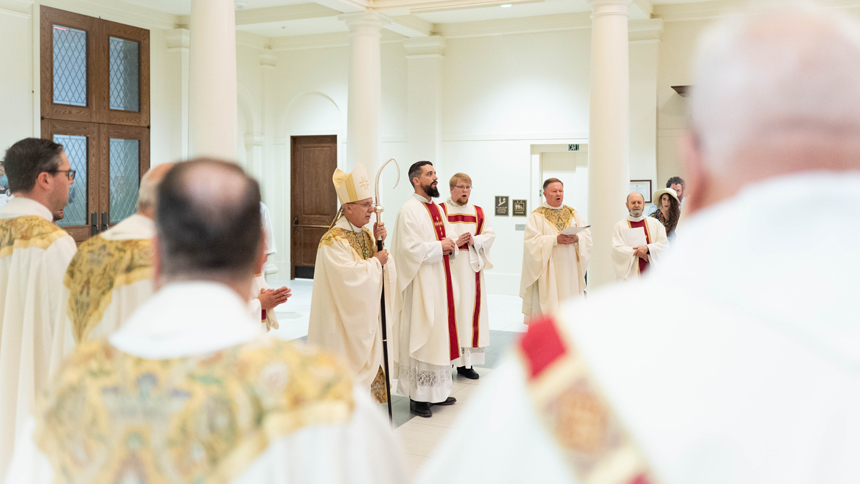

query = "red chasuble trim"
[
  {"left": 442, "top": 203, "right": 486, "bottom": 348},
  {"left": 519, "top": 316, "right": 567, "bottom": 379},
  {"left": 627, "top": 219, "right": 652, "bottom": 275},
  {"left": 421, "top": 201, "right": 461, "bottom": 361}
]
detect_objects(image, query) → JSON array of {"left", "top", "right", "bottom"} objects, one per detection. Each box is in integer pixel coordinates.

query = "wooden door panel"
[
  {"left": 291, "top": 135, "right": 337, "bottom": 279},
  {"left": 99, "top": 124, "right": 150, "bottom": 228},
  {"left": 41, "top": 6, "right": 99, "bottom": 123}
]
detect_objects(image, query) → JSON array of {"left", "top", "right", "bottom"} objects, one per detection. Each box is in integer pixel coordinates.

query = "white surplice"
[
  {"left": 391, "top": 194, "right": 459, "bottom": 403},
  {"left": 0, "top": 197, "right": 76, "bottom": 480},
  {"left": 611, "top": 215, "right": 670, "bottom": 282},
  {"left": 261, "top": 201, "right": 277, "bottom": 256},
  {"left": 442, "top": 199, "right": 495, "bottom": 367},
  {"left": 419, "top": 172, "right": 860, "bottom": 484},
  {"left": 6, "top": 281, "right": 408, "bottom": 484},
  {"left": 307, "top": 216, "right": 397, "bottom": 390},
  {"left": 519, "top": 203, "right": 592, "bottom": 320},
  {"left": 49, "top": 213, "right": 155, "bottom": 375}
]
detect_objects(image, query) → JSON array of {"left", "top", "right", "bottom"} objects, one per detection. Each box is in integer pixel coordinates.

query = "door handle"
[
  {"left": 90, "top": 212, "right": 98, "bottom": 235},
  {"left": 101, "top": 212, "right": 109, "bottom": 232},
  {"left": 293, "top": 217, "right": 298, "bottom": 226}
]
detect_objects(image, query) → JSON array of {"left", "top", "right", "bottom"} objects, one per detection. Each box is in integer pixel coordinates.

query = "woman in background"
[{"left": 651, "top": 187, "right": 680, "bottom": 241}]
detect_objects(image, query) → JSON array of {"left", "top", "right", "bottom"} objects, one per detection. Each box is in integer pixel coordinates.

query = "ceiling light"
[{"left": 501, "top": 3, "right": 512, "bottom": 7}]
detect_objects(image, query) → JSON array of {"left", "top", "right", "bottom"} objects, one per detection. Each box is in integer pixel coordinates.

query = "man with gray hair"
[
  {"left": 419, "top": 5, "right": 860, "bottom": 483},
  {"left": 49, "top": 163, "right": 174, "bottom": 373}
]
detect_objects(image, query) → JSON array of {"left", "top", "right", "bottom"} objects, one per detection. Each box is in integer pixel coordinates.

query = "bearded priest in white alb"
[
  {"left": 442, "top": 173, "right": 495, "bottom": 380},
  {"left": 49, "top": 164, "right": 173, "bottom": 375},
  {"left": 308, "top": 163, "right": 396, "bottom": 403},
  {"left": 519, "top": 178, "right": 591, "bottom": 320},
  {"left": 391, "top": 161, "right": 460, "bottom": 418},
  {"left": 612, "top": 192, "right": 669, "bottom": 281},
  {"left": 0, "top": 138, "right": 77, "bottom": 480}
]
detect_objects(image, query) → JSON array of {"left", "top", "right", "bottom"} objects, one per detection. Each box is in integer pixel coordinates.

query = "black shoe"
[
  {"left": 410, "top": 399, "right": 432, "bottom": 417},
  {"left": 433, "top": 396, "right": 457, "bottom": 406},
  {"left": 457, "top": 366, "right": 480, "bottom": 380}
]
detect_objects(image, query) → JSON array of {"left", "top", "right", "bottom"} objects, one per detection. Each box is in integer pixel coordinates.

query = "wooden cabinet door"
[{"left": 291, "top": 135, "right": 337, "bottom": 279}]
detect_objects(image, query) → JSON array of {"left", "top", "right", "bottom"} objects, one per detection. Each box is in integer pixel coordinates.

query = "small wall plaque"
[
  {"left": 629, "top": 180, "right": 653, "bottom": 203},
  {"left": 495, "top": 196, "right": 509, "bottom": 216},
  {"left": 512, "top": 199, "right": 527, "bottom": 216}
]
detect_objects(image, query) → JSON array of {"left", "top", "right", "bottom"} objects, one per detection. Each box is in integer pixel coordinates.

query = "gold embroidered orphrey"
[
  {"left": 534, "top": 206, "right": 577, "bottom": 232},
  {"left": 35, "top": 338, "right": 355, "bottom": 484},
  {"left": 0, "top": 215, "right": 68, "bottom": 259},
  {"left": 64, "top": 236, "right": 154, "bottom": 344},
  {"left": 318, "top": 227, "right": 377, "bottom": 260}
]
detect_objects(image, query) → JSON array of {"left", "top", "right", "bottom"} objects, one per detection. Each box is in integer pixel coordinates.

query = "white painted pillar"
[
  {"left": 586, "top": 0, "right": 633, "bottom": 289},
  {"left": 340, "top": 12, "right": 389, "bottom": 175},
  {"left": 166, "top": 28, "right": 190, "bottom": 160},
  {"left": 629, "top": 19, "right": 662, "bottom": 196},
  {"left": 404, "top": 36, "right": 445, "bottom": 168},
  {"left": 188, "top": 0, "right": 238, "bottom": 160}
]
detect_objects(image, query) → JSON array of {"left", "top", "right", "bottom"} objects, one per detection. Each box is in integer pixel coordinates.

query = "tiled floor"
[{"left": 266, "top": 277, "right": 526, "bottom": 479}]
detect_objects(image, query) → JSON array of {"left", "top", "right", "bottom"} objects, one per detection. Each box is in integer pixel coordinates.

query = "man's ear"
[
  {"left": 680, "top": 131, "right": 710, "bottom": 216},
  {"left": 34, "top": 171, "right": 52, "bottom": 192}
]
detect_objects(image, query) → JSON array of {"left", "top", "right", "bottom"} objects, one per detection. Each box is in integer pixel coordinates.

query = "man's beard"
[
  {"left": 630, "top": 208, "right": 643, "bottom": 218},
  {"left": 422, "top": 183, "right": 440, "bottom": 198}
]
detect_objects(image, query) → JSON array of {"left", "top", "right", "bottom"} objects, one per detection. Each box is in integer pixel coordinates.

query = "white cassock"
[
  {"left": 307, "top": 216, "right": 397, "bottom": 401},
  {"left": 441, "top": 199, "right": 495, "bottom": 366},
  {"left": 391, "top": 194, "right": 460, "bottom": 403},
  {"left": 418, "top": 172, "right": 860, "bottom": 484},
  {"left": 0, "top": 197, "right": 76, "bottom": 480},
  {"left": 519, "top": 203, "right": 591, "bottom": 320},
  {"left": 6, "top": 281, "right": 408, "bottom": 484},
  {"left": 611, "top": 215, "right": 669, "bottom": 282},
  {"left": 49, "top": 213, "right": 155, "bottom": 375}
]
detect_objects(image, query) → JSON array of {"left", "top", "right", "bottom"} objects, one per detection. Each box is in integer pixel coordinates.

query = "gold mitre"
[{"left": 332, "top": 163, "right": 373, "bottom": 204}]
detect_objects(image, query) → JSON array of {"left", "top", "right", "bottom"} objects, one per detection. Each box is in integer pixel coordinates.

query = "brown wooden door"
[
  {"left": 100, "top": 124, "right": 150, "bottom": 229},
  {"left": 291, "top": 135, "right": 337, "bottom": 279}
]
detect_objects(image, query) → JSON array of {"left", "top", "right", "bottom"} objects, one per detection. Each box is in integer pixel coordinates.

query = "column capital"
[
  {"left": 629, "top": 18, "right": 663, "bottom": 43},
  {"left": 588, "top": 0, "right": 633, "bottom": 18},
  {"left": 167, "top": 28, "right": 190, "bottom": 51},
  {"left": 338, "top": 11, "right": 391, "bottom": 37},
  {"left": 403, "top": 36, "right": 446, "bottom": 58}
]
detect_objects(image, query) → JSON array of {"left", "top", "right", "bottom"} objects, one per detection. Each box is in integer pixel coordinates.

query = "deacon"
[
  {"left": 6, "top": 158, "right": 407, "bottom": 484},
  {"left": 611, "top": 191, "right": 669, "bottom": 281},
  {"left": 307, "top": 163, "right": 396, "bottom": 403},
  {"left": 249, "top": 197, "right": 290, "bottom": 332},
  {"left": 49, "top": 163, "right": 173, "bottom": 374},
  {"left": 442, "top": 173, "right": 495, "bottom": 380},
  {"left": 519, "top": 178, "right": 591, "bottom": 319},
  {"left": 419, "top": 6, "right": 860, "bottom": 482},
  {"left": 391, "top": 161, "right": 459, "bottom": 418},
  {"left": 0, "top": 138, "right": 77, "bottom": 479}
]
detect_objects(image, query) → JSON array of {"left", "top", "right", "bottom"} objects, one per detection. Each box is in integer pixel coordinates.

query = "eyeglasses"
[
  {"left": 455, "top": 185, "right": 472, "bottom": 190},
  {"left": 349, "top": 201, "right": 374, "bottom": 209},
  {"left": 48, "top": 169, "right": 76, "bottom": 181}
]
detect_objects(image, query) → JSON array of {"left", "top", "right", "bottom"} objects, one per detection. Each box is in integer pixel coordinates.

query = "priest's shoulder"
[
  {"left": 0, "top": 214, "right": 70, "bottom": 256},
  {"left": 318, "top": 226, "right": 351, "bottom": 248},
  {"left": 531, "top": 205, "right": 578, "bottom": 216}
]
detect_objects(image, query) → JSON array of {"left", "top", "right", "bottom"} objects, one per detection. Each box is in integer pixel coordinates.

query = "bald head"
[
  {"left": 626, "top": 192, "right": 645, "bottom": 218},
  {"left": 136, "top": 163, "right": 175, "bottom": 218},
  {"left": 156, "top": 158, "right": 261, "bottom": 282},
  {"left": 690, "top": 5, "right": 860, "bottom": 172}
]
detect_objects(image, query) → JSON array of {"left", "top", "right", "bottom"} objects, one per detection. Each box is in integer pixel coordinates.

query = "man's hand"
[
  {"left": 441, "top": 238, "right": 456, "bottom": 255},
  {"left": 258, "top": 286, "right": 290, "bottom": 311},
  {"left": 557, "top": 234, "right": 578, "bottom": 245},
  {"left": 633, "top": 245, "right": 650, "bottom": 261},
  {"left": 374, "top": 249, "right": 389, "bottom": 265},
  {"left": 373, "top": 222, "right": 387, "bottom": 242},
  {"left": 456, "top": 232, "right": 473, "bottom": 247}
]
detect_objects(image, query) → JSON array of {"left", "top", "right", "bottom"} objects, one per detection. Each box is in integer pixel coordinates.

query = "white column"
[
  {"left": 188, "top": 0, "right": 238, "bottom": 160},
  {"left": 404, "top": 36, "right": 445, "bottom": 166},
  {"left": 586, "top": 0, "right": 633, "bottom": 289},
  {"left": 166, "top": 28, "right": 190, "bottom": 160},
  {"left": 340, "top": 12, "right": 389, "bottom": 175}
]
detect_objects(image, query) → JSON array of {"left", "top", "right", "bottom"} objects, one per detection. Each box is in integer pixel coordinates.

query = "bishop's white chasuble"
[
  {"left": 520, "top": 204, "right": 591, "bottom": 320},
  {"left": 0, "top": 197, "right": 76, "bottom": 480},
  {"left": 391, "top": 194, "right": 460, "bottom": 403},
  {"left": 611, "top": 216, "right": 669, "bottom": 282},
  {"left": 307, "top": 216, "right": 397, "bottom": 403},
  {"left": 50, "top": 213, "right": 155, "bottom": 376},
  {"left": 441, "top": 199, "right": 495, "bottom": 366}
]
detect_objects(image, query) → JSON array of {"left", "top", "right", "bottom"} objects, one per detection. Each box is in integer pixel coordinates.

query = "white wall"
[{"left": 0, "top": 5, "right": 36, "bottom": 154}]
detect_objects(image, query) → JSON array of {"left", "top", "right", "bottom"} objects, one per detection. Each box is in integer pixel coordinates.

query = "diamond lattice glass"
[
  {"left": 109, "top": 37, "right": 140, "bottom": 112},
  {"left": 53, "top": 135, "right": 87, "bottom": 227},
  {"left": 52, "top": 25, "right": 87, "bottom": 107},
  {"left": 109, "top": 138, "right": 139, "bottom": 223}
]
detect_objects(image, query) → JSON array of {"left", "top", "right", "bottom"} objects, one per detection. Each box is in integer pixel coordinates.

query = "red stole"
[
  {"left": 440, "top": 203, "right": 485, "bottom": 348},
  {"left": 421, "top": 201, "right": 461, "bottom": 361},
  {"left": 627, "top": 219, "right": 652, "bottom": 275}
]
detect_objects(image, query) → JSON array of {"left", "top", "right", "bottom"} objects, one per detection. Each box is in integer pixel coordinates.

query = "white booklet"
[
  {"left": 560, "top": 225, "right": 591, "bottom": 236},
  {"left": 621, "top": 227, "right": 647, "bottom": 247}
]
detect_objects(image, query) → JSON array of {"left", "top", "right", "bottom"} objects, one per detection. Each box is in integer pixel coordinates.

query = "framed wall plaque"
[
  {"left": 512, "top": 199, "right": 527, "bottom": 216},
  {"left": 629, "top": 180, "right": 653, "bottom": 203},
  {"left": 495, "top": 196, "right": 509, "bottom": 216}
]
